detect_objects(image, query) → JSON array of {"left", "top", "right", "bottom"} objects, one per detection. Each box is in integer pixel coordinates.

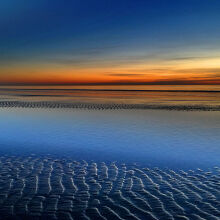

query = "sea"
[{"left": 0, "top": 85, "right": 219, "bottom": 219}]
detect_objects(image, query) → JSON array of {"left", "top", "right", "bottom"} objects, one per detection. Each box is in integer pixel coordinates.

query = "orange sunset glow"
[
  {"left": 1, "top": 0, "right": 220, "bottom": 86},
  {"left": 1, "top": 56, "right": 220, "bottom": 85}
]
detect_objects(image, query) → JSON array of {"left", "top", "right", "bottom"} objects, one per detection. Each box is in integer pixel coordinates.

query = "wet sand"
[
  {"left": 0, "top": 155, "right": 219, "bottom": 220},
  {"left": 0, "top": 101, "right": 220, "bottom": 111}
]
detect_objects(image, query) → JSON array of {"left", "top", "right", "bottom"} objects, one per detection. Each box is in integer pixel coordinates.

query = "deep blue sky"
[{"left": 0, "top": 0, "right": 220, "bottom": 84}]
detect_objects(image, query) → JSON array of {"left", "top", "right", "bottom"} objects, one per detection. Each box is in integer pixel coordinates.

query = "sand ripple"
[
  {"left": 0, "top": 101, "right": 220, "bottom": 111},
  {"left": 0, "top": 156, "right": 219, "bottom": 219}
]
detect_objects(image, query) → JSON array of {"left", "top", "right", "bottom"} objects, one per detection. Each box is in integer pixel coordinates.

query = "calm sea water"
[
  {"left": 0, "top": 86, "right": 220, "bottom": 219},
  {"left": 1, "top": 85, "right": 220, "bottom": 106},
  {"left": 0, "top": 108, "right": 219, "bottom": 170}
]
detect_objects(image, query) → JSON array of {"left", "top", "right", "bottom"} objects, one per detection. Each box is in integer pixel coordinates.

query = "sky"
[{"left": 0, "top": 0, "right": 220, "bottom": 85}]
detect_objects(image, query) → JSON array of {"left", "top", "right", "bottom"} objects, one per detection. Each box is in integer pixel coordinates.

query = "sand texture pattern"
[
  {"left": 0, "top": 156, "right": 219, "bottom": 219},
  {"left": 0, "top": 101, "right": 220, "bottom": 111}
]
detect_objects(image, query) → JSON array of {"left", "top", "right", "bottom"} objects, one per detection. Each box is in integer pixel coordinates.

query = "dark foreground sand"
[
  {"left": 0, "top": 101, "right": 220, "bottom": 111},
  {"left": 0, "top": 156, "right": 219, "bottom": 220}
]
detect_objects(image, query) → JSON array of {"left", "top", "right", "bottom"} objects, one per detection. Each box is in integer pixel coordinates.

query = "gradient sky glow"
[{"left": 1, "top": 0, "right": 220, "bottom": 85}]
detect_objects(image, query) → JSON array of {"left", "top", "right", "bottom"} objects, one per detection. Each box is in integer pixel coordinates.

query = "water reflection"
[
  {"left": 0, "top": 108, "right": 219, "bottom": 170},
  {"left": 0, "top": 85, "right": 220, "bottom": 106}
]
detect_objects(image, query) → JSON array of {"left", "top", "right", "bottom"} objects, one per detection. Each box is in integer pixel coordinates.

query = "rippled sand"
[
  {"left": 0, "top": 156, "right": 219, "bottom": 219},
  {"left": 0, "top": 101, "right": 220, "bottom": 111}
]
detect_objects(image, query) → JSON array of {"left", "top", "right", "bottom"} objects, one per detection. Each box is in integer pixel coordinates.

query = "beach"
[
  {"left": 0, "top": 155, "right": 220, "bottom": 220},
  {"left": 0, "top": 87, "right": 220, "bottom": 219}
]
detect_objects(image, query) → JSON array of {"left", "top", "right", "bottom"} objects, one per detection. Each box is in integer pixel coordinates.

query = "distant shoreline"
[
  {"left": 0, "top": 88, "right": 220, "bottom": 93},
  {"left": 0, "top": 101, "right": 219, "bottom": 111}
]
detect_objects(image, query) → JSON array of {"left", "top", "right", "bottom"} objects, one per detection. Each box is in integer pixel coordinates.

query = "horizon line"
[{"left": 1, "top": 82, "right": 220, "bottom": 86}]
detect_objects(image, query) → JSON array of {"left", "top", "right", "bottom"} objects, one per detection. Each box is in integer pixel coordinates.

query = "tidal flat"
[
  {"left": 0, "top": 106, "right": 220, "bottom": 219},
  {"left": 0, "top": 86, "right": 220, "bottom": 219},
  {"left": 0, "top": 155, "right": 220, "bottom": 220}
]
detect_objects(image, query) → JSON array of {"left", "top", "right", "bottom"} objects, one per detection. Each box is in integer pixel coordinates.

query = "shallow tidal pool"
[
  {"left": 0, "top": 108, "right": 219, "bottom": 170},
  {"left": 0, "top": 108, "right": 220, "bottom": 219}
]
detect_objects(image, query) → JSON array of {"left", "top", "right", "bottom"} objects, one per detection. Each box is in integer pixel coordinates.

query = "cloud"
[
  {"left": 162, "top": 55, "right": 220, "bottom": 61},
  {"left": 173, "top": 68, "right": 220, "bottom": 75},
  {"left": 105, "top": 73, "right": 148, "bottom": 77}
]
